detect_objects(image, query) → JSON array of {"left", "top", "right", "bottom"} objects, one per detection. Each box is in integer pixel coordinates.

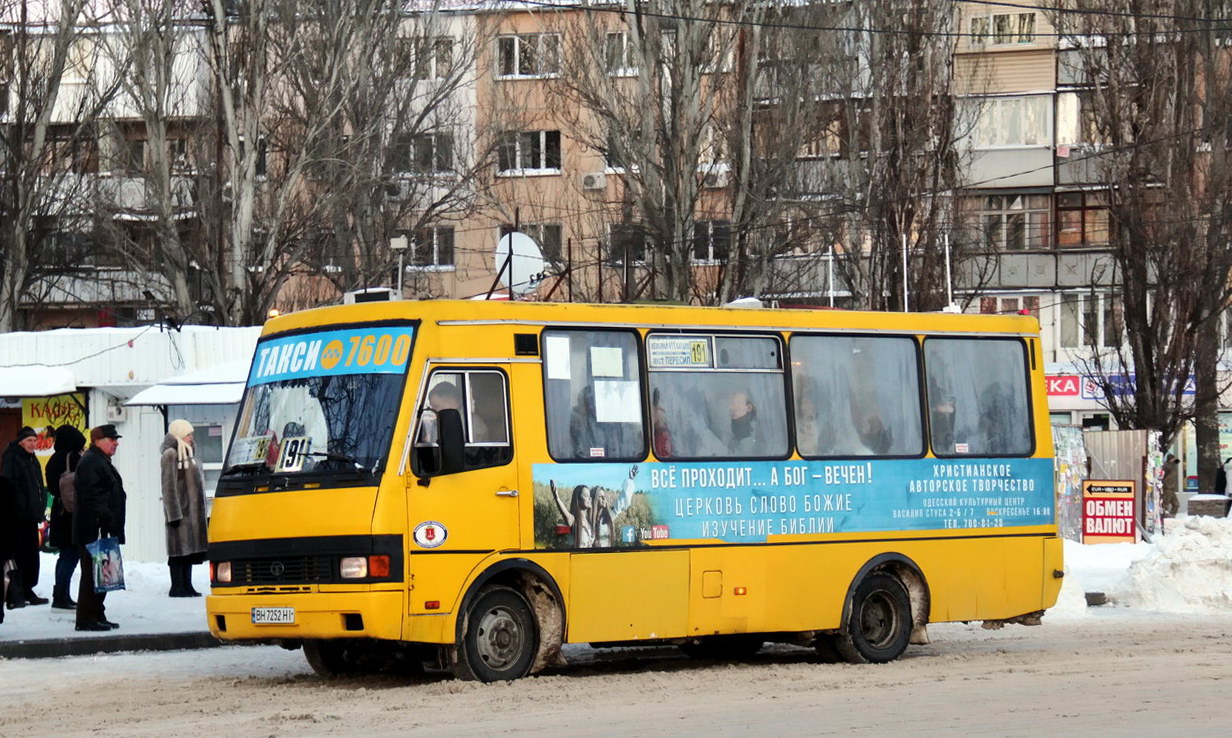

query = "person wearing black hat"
[
  {"left": 73, "top": 424, "right": 127, "bottom": 631},
  {"left": 1, "top": 426, "right": 50, "bottom": 608}
]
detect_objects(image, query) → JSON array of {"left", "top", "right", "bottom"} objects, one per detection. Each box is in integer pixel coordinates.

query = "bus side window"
[
  {"left": 923, "top": 338, "right": 1032, "bottom": 457},
  {"left": 412, "top": 370, "right": 512, "bottom": 477},
  {"left": 647, "top": 333, "right": 788, "bottom": 459},
  {"left": 542, "top": 329, "right": 646, "bottom": 462},
  {"left": 789, "top": 334, "right": 924, "bottom": 458}
]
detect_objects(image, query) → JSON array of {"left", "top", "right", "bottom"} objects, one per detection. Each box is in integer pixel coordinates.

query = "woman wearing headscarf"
[
  {"left": 45, "top": 424, "right": 86, "bottom": 610},
  {"left": 160, "top": 420, "right": 207, "bottom": 597}
]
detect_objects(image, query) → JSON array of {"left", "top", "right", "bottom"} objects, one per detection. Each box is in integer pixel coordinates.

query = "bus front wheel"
[
  {"left": 454, "top": 585, "right": 538, "bottom": 682},
  {"left": 303, "top": 640, "right": 358, "bottom": 677},
  {"left": 836, "top": 573, "right": 912, "bottom": 664}
]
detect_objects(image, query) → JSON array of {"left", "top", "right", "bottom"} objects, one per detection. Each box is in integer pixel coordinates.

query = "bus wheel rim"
[
  {"left": 475, "top": 605, "right": 523, "bottom": 671},
  {"left": 860, "top": 590, "right": 899, "bottom": 648}
]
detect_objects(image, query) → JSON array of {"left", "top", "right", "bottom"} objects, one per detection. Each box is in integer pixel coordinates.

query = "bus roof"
[{"left": 258, "top": 299, "right": 1040, "bottom": 339}]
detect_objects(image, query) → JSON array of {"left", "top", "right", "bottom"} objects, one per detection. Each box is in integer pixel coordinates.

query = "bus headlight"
[
  {"left": 215, "top": 561, "right": 232, "bottom": 583},
  {"left": 340, "top": 555, "right": 390, "bottom": 579},
  {"left": 340, "top": 557, "right": 368, "bottom": 579}
]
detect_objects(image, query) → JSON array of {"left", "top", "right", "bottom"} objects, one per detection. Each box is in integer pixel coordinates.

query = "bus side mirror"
[{"left": 436, "top": 408, "right": 465, "bottom": 474}]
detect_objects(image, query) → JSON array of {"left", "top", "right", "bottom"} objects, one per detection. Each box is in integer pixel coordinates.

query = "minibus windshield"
[{"left": 222, "top": 324, "right": 415, "bottom": 481}]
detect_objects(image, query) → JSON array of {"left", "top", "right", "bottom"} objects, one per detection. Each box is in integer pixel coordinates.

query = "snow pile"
[{"left": 1121, "top": 516, "right": 1232, "bottom": 613}]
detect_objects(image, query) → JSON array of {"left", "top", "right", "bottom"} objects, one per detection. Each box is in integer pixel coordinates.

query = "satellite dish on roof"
[{"left": 494, "top": 231, "right": 546, "bottom": 296}]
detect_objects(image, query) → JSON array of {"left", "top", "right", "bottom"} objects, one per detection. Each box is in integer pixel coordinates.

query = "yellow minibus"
[{"left": 206, "top": 299, "right": 1062, "bottom": 680}]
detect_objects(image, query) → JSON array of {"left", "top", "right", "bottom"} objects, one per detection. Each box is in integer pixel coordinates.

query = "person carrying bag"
[{"left": 72, "top": 425, "right": 127, "bottom": 632}]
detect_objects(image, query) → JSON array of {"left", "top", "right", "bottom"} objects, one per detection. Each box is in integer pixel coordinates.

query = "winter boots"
[
  {"left": 168, "top": 560, "right": 202, "bottom": 598},
  {"left": 51, "top": 585, "right": 77, "bottom": 610}
]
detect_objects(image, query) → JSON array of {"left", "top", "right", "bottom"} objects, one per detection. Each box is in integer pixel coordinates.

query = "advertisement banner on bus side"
[{"left": 531, "top": 458, "right": 1055, "bottom": 549}]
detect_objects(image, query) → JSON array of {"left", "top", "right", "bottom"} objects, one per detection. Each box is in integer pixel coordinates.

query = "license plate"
[{"left": 251, "top": 607, "right": 296, "bottom": 625}]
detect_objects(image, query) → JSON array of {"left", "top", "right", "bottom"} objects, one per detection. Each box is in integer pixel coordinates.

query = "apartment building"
[{"left": 4, "top": 1, "right": 1221, "bottom": 444}]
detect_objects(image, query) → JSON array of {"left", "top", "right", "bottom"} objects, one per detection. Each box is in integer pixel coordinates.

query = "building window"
[
  {"left": 979, "top": 295, "right": 1040, "bottom": 317},
  {"left": 393, "top": 132, "right": 454, "bottom": 174},
  {"left": 971, "top": 13, "right": 1035, "bottom": 45},
  {"left": 497, "top": 130, "right": 561, "bottom": 173},
  {"left": 497, "top": 33, "right": 561, "bottom": 77},
  {"left": 966, "top": 95, "right": 1050, "bottom": 148},
  {"left": 408, "top": 226, "right": 454, "bottom": 268},
  {"left": 692, "top": 220, "right": 731, "bottom": 262},
  {"left": 609, "top": 223, "right": 647, "bottom": 264},
  {"left": 964, "top": 194, "right": 1051, "bottom": 251},
  {"left": 605, "top": 31, "right": 638, "bottom": 76},
  {"left": 1057, "top": 191, "right": 1110, "bottom": 247},
  {"left": 1056, "top": 293, "right": 1121, "bottom": 349},
  {"left": 411, "top": 36, "right": 454, "bottom": 80},
  {"left": 501, "top": 223, "right": 563, "bottom": 263}
]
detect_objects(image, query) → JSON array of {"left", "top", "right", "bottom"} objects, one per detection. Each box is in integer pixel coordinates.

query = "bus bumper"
[{"left": 206, "top": 590, "right": 404, "bottom": 642}]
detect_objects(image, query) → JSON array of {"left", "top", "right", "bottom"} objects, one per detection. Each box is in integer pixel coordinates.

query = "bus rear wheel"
[
  {"left": 835, "top": 573, "right": 912, "bottom": 664},
  {"left": 454, "top": 585, "right": 538, "bottom": 682}
]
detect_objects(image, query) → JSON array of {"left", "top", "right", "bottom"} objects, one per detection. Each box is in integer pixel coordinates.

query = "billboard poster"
[
  {"left": 22, "top": 392, "right": 87, "bottom": 458},
  {"left": 1082, "top": 480, "right": 1136, "bottom": 544},
  {"left": 532, "top": 458, "right": 1055, "bottom": 549}
]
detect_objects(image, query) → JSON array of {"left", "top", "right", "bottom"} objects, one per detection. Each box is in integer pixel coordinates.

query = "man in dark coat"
[
  {"left": 1, "top": 426, "right": 50, "bottom": 607},
  {"left": 46, "top": 425, "right": 86, "bottom": 609},
  {"left": 73, "top": 424, "right": 127, "bottom": 631}
]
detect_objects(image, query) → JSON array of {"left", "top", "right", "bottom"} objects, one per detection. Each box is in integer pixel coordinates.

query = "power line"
[{"left": 510, "top": 0, "right": 1232, "bottom": 39}]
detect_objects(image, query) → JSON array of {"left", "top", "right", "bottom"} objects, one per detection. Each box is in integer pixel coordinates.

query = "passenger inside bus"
[
  {"left": 568, "top": 385, "right": 640, "bottom": 459},
  {"left": 727, "top": 390, "right": 761, "bottom": 456}
]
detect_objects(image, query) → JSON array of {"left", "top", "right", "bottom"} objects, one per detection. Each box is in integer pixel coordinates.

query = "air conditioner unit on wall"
[
  {"left": 581, "top": 172, "right": 607, "bottom": 191},
  {"left": 702, "top": 170, "right": 729, "bottom": 189},
  {"left": 105, "top": 401, "right": 127, "bottom": 423}
]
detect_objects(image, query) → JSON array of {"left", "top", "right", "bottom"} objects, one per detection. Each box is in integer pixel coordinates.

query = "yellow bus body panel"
[{"left": 207, "top": 300, "right": 1062, "bottom": 653}]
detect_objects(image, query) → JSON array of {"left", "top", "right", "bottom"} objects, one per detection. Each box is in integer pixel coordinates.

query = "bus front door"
[{"left": 405, "top": 366, "right": 520, "bottom": 615}]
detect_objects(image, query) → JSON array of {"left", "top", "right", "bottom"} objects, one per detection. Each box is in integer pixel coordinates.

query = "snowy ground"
[{"left": 3, "top": 517, "right": 1232, "bottom": 735}]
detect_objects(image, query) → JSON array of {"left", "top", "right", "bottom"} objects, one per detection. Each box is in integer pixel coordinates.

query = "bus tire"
[
  {"left": 303, "top": 640, "right": 357, "bottom": 677},
  {"left": 835, "top": 573, "right": 912, "bottom": 664},
  {"left": 678, "top": 634, "right": 764, "bottom": 660},
  {"left": 454, "top": 585, "right": 538, "bottom": 682}
]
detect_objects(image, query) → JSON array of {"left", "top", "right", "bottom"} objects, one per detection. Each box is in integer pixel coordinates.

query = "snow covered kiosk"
[{"left": 0, "top": 325, "right": 260, "bottom": 563}]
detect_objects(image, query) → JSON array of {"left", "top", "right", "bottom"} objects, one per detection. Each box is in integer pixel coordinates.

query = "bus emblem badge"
[{"left": 414, "top": 521, "right": 448, "bottom": 548}]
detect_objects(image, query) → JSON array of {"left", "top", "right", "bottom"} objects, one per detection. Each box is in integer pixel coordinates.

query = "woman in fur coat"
[{"left": 160, "top": 420, "right": 208, "bottom": 597}]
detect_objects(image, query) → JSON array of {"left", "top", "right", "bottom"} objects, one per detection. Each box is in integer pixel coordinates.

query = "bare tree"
[
  {"left": 287, "top": 3, "right": 490, "bottom": 299},
  {"left": 547, "top": 0, "right": 741, "bottom": 303},
  {"left": 1051, "top": 3, "right": 1232, "bottom": 478},
  {"left": 92, "top": 0, "right": 207, "bottom": 324},
  {"left": 795, "top": 0, "right": 965, "bottom": 312},
  {"left": 0, "top": 0, "right": 126, "bottom": 330}
]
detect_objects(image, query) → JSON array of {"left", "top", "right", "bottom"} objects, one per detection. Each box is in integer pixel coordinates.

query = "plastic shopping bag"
[{"left": 86, "top": 536, "right": 126, "bottom": 593}]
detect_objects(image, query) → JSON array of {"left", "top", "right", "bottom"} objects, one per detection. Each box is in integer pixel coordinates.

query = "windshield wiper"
[
  {"left": 302, "top": 451, "right": 366, "bottom": 469},
  {"left": 221, "top": 462, "right": 271, "bottom": 477}
]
